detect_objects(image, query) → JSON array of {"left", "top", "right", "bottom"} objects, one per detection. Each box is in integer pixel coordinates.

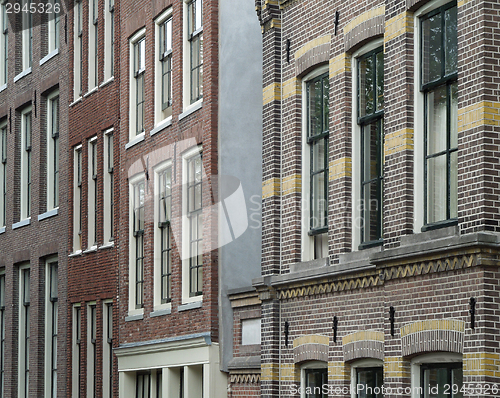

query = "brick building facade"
[
  {"left": 0, "top": 2, "right": 70, "bottom": 397},
  {"left": 249, "top": 0, "right": 500, "bottom": 397}
]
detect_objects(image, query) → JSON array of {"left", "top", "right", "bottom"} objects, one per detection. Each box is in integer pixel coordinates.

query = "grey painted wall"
[{"left": 218, "top": 0, "right": 263, "bottom": 372}]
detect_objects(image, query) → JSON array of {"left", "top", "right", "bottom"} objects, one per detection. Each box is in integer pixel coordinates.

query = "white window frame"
[
  {"left": 88, "top": 0, "right": 99, "bottom": 90},
  {"left": 73, "top": 145, "right": 83, "bottom": 253},
  {"left": 87, "top": 302, "right": 97, "bottom": 398},
  {"left": 44, "top": 258, "right": 58, "bottom": 398},
  {"left": 74, "top": 0, "right": 83, "bottom": 99},
  {"left": 0, "top": 1, "right": 8, "bottom": 87},
  {"left": 103, "top": 0, "right": 115, "bottom": 81},
  {"left": 47, "top": 91, "right": 60, "bottom": 212},
  {"left": 18, "top": 263, "right": 30, "bottom": 398},
  {"left": 300, "top": 361, "right": 328, "bottom": 398},
  {"left": 413, "top": 0, "right": 457, "bottom": 232},
  {"left": 21, "top": 1, "right": 32, "bottom": 71},
  {"left": 72, "top": 305, "right": 82, "bottom": 398},
  {"left": 20, "top": 107, "right": 32, "bottom": 221},
  {"left": 155, "top": 9, "right": 173, "bottom": 127},
  {"left": 128, "top": 173, "right": 146, "bottom": 316},
  {"left": 47, "top": 0, "right": 60, "bottom": 53},
  {"left": 301, "top": 65, "right": 329, "bottom": 262},
  {"left": 349, "top": 358, "right": 383, "bottom": 398},
  {"left": 0, "top": 269, "right": 5, "bottom": 398},
  {"left": 410, "top": 352, "right": 462, "bottom": 398},
  {"left": 129, "top": 29, "right": 146, "bottom": 142},
  {"left": 182, "top": 0, "right": 203, "bottom": 111},
  {"left": 103, "top": 129, "right": 114, "bottom": 244},
  {"left": 181, "top": 145, "right": 204, "bottom": 304},
  {"left": 88, "top": 136, "right": 98, "bottom": 249},
  {"left": 102, "top": 301, "right": 113, "bottom": 398},
  {"left": 153, "top": 160, "right": 173, "bottom": 311},
  {"left": 0, "top": 121, "right": 6, "bottom": 228},
  {"left": 351, "top": 39, "right": 384, "bottom": 251}
]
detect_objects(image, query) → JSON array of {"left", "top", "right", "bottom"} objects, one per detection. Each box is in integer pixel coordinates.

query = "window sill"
[
  {"left": 421, "top": 218, "right": 458, "bottom": 232},
  {"left": 125, "top": 132, "right": 145, "bottom": 149},
  {"left": 0, "top": 83, "right": 6, "bottom": 93},
  {"left": 178, "top": 100, "right": 203, "bottom": 121},
  {"left": 178, "top": 300, "right": 203, "bottom": 312},
  {"left": 69, "top": 250, "right": 83, "bottom": 257},
  {"left": 83, "top": 245, "right": 98, "bottom": 254},
  {"left": 99, "top": 241, "right": 114, "bottom": 250},
  {"left": 40, "top": 48, "right": 59, "bottom": 66},
  {"left": 150, "top": 306, "right": 172, "bottom": 317},
  {"left": 38, "top": 207, "right": 59, "bottom": 221},
  {"left": 12, "top": 218, "right": 31, "bottom": 230},
  {"left": 150, "top": 117, "right": 172, "bottom": 136},
  {"left": 70, "top": 96, "right": 83, "bottom": 107},
  {"left": 358, "top": 239, "right": 383, "bottom": 250},
  {"left": 13, "top": 68, "right": 32, "bottom": 83},
  {"left": 0, "top": 226, "right": 5, "bottom": 234},
  {"left": 83, "top": 86, "right": 98, "bottom": 98},
  {"left": 99, "top": 76, "right": 114, "bottom": 88},
  {"left": 125, "top": 311, "right": 144, "bottom": 322}
]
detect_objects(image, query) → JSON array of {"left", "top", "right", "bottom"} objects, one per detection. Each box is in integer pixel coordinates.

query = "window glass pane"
[
  {"left": 356, "top": 367, "right": 383, "bottom": 398},
  {"left": 452, "top": 367, "right": 463, "bottom": 398},
  {"left": 363, "top": 122, "right": 380, "bottom": 181},
  {"left": 359, "top": 55, "right": 374, "bottom": 117},
  {"left": 450, "top": 150, "right": 458, "bottom": 218},
  {"left": 424, "top": 368, "right": 448, "bottom": 398},
  {"left": 450, "top": 82, "right": 458, "bottom": 148},
  {"left": 362, "top": 181, "right": 380, "bottom": 243},
  {"left": 427, "top": 155, "right": 447, "bottom": 223},
  {"left": 422, "top": 13, "right": 442, "bottom": 85},
  {"left": 311, "top": 173, "right": 326, "bottom": 229},
  {"left": 445, "top": 6, "right": 458, "bottom": 76},
  {"left": 311, "top": 140, "right": 325, "bottom": 173},
  {"left": 305, "top": 368, "right": 327, "bottom": 398},
  {"left": 426, "top": 85, "right": 447, "bottom": 156},
  {"left": 308, "top": 78, "right": 325, "bottom": 137},
  {"left": 376, "top": 50, "right": 384, "bottom": 111}
]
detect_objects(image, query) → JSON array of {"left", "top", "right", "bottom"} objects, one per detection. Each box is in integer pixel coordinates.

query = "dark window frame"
[
  {"left": 158, "top": 167, "right": 172, "bottom": 303},
  {"left": 304, "top": 367, "right": 328, "bottom": 398},
  {"left": 160, "top": 17, "right": 173, "bottom": 111},
  {"left": 133, "top": 38, "right": 146, "bottom": 135},
  {"left": 420, "top": 362, "right": 462, "bottom": 398},
  {"left": 355, "top": 366, "right": 383, "bottom": 398},
  {"left": 188, "top": 0, "right": 203, "bottom": 103},
  {"left": 133, "top": 180, "right": 145, "bottom": 308}
]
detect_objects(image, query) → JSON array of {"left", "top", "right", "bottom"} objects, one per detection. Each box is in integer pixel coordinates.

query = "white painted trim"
[
  {"left": 12, "top": 218, "right": 30, "bottom": 230},
  {"left": 38, "top": 208, "right": 59, "bottom": 221},
  {"left": 125, "top": 132, "right": 145, "bottom": 150},
  {"left": 150, "top": 117, "right": 172, "bottom": 136},
  {"left": 178, "top": 100, "right": 203, "bottom": 121},
  {"left": 39, "top": 48, "right": 59, "bottom": 66},
  {"left": 13, "top": 67, "right": 31, "bottom": 83}
]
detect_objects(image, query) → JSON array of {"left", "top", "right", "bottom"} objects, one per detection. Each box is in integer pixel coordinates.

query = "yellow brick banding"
[
  {"left": 384, "top": 11, "right": 414, "bottom": 43},
  {"left": 458, "top": 101, "right": 500, "bottom": 132},
  {"left": 262, "top": 82, "right": 281, "bottom": 106},
  {"left": 342, "top": 330, "right": 384, "bottom": 346},
  {"left": 262, "top": 177, "right": 281, "bottom": 198},
  {"left": 384, "top": 357, "right": 411, "bottom": 378},
  {"left": 345, "top": 6, "right": 385, "bottom": 34},
  {"left": 384, "top": 128, "right": 414, "bottom": 156},
  {"left": 295, "top": 35, "right": 331, "bottom": 60},
  {"left": 261, "top": 363, "right": 300, "bottom": 382},
  {"left": 329, "top": 157, "right": 352, "bottom": 180},
  {"left": 282, "top": 77, "right": 301, "bottom": 100},
  {"left": 260, "top": 363, "right": 279, "bottom": 381},
  {"left": 293, "top": 334, "right": 329, "bottom": 348},
  {"left": 329, "top": 362, "right": 351, "bottom": 381},
  {"left": 329, "top": 54, "right": 351, "bottom": 78},
  {"left": 464, "top": 353, "right": 500, "bottom": 377},
  {"left": 400, "top": 319, "right": 465, "bottom": 337},
  {"left": 458, "top": 0, "right": 473, "bottom": 6},
  {"left": 282, "top": 174, "right": 301, "bottom": 195}
]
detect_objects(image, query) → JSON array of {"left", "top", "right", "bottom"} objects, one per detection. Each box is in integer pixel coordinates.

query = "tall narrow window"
[
  {"left": 158, "top": 167, "right": 172, "bottom": 303},
  {"left": 102, "top": 302, "right": 113, "bottom": 398},
  {"left": 104, "top": 0, "right": 115, "bottom": 79},
  {"left": 45, "top": 261, "right": 58, "bottom": 398},
  {"left": 103, "top": 131, "right": 114, "bottom": 243},
  {"left": 421, "top": 363, "right": 462, "bottom": 398},
  {"left": 160, "top": 17, "right": 173, "bottom": 114},
  {"left": 358, "top": 47, "right": 384, "bottom": 247},
  {"left": 134, "top": 38, "right": 146, "bottom": 135},
  {"left": 22, "top": 1, "right": 32, "bottom": 70},
  {"left": 0, "top": 122, "right": 6, "bottom": 228},
  {"left": 187, "top": 0, "right": 203, "bottom": 103},
  {"left": 304, "top": 367, "right": 327, "bottom": 398},
  {"left": 88, "top": 138, "right": 98, "bottom": 247},
  {"left": 356, "top": 367, "right": 383, "bottom": 398},
  {"left": 74, "top": 0, "right": 83, "bottom": 98},
  {"left": 136, "top": 373, "right": 151, "bottom": 398},
  {"left": 19, "top": 266, "right": 30, "bottom": 398},
  {"left": 48, "top": 0, "right": 60, "bottom": 52},
  {"left": 0, "top": 1, "right": 7, "bottom": 86},
  {"left": 72, "top": 306, "right": 82, "bottom": 398},
  {"left": 88, "top": 304, "right": 97, "bottom": 398},
  {"left": 133, "top": 181, "right": 145, "bottom": 308},
  {"left": 421, "top": 2, "right": 458, "bottom": 227},
  {"left": 0, "top": 271, "right": 5, "bottom": 398},
  {"left": 305, "top": 73, "right": 329, "bottom": 259},
  {"left": 21, "top": 109, "right": 32, "bottom": 220},
  {"left": 89, "top": 0, "right": 98, "bottom": 89},
  {"left": 187, "top": 154, "right": 203, "bottom": 297},
  {"left": 47, "top": 94, "right": 60, "bottom": 211},
  {"left": 73, "top": 146, "right": 83, "bottom": 252}
]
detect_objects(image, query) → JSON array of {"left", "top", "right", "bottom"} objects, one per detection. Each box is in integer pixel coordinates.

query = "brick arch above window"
[
  {"left": 401, "top": 320, "right": 465, "bottom": 357},
  {"left": 294, "top": 35, "right": 331, "bottom": 77},
  {"left": 293, "top": 335, "right": 329, "bottom": 364},
  {"left": 342, "top": 330, "right": 384, "bottom": 362},
  {"left": 344, "top": 7, "right": 385, "bottom": 53}
]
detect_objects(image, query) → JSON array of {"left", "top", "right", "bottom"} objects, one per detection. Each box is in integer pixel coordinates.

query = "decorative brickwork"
[{"left": 343, "top": 330, "right": 384, "bottom": 361}]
